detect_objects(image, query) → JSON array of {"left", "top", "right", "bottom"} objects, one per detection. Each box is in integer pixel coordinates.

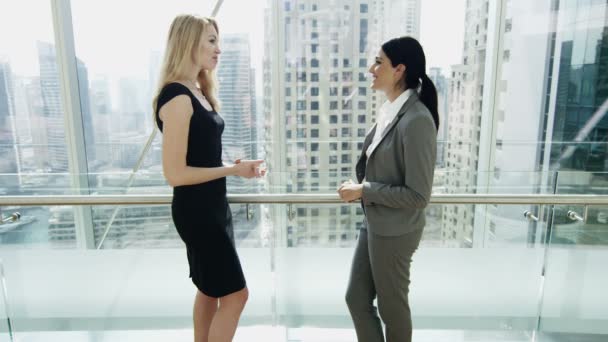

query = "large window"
[
  {"left": 1, "top": 2, "right": 607, "bottom": 340},
  {"left": 0, "top": 1, "right": 64, "bottom": 182},
  {"left": 70, "top": 0, "right": 216, "bottom": 174},
  {"left": 0, "top": 1, "right": 79, "bottom": 248},
  {"left": 0, "top": 0, "right": 606, "bottom": 250}
]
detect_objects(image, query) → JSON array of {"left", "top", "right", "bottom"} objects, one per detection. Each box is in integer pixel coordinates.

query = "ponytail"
[
  {"left": 382, "top": 36, "right": 440, "bottom": 131},
  {"left": 420, "top": 74, "right": 439, "bottom": 131}
]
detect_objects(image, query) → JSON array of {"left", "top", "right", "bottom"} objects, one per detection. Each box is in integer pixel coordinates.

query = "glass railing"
[
  {"left": 541, "top": 205, "right": 608, "bottom": 335},
  {"left": 0, "top": 193, "right": 606, "bottom": 341},
  {"left": 0, "top": 258, "right": 11, "bottom": 342},
  {"left": 0, "top": 161, "right": 606, "bottom": 341}
]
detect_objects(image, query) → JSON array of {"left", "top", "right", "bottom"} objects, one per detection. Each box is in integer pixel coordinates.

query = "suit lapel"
[
  {"left": 361, "top": 124, "right": 376, "bottom": 154},
  {"left": 356, "top": 125, "right": 375, "bottom": 183},
  {"left": 366, "top": 93, "right": 418, "bottom": 161}
]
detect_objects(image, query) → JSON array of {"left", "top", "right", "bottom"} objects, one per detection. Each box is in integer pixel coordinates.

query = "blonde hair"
[{"left": 152, "top": 14, "right": 220, "bottom": 115}]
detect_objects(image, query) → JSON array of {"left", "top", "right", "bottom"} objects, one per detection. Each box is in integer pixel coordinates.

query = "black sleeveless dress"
[{"left": 155, "top": 82, "right": 246, "bottom": 298}]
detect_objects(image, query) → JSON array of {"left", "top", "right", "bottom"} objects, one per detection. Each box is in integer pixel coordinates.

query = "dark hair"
[{"left": 382, "top": 36, "right": 439, "bottom": 131}]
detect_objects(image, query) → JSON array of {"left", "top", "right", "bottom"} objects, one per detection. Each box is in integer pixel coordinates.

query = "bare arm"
[{"left": 159, "top": 95, "right": 239, "bottom": 187}]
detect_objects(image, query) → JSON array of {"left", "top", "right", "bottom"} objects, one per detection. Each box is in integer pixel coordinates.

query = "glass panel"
[
  {"left": 0, "top": 186, "right": 269, "bottom": 250},
  {"left": 0, "top": 0, "right": 66, "bottom": 192},
  {"left": 1, "top": 201, "right": 606, "bottom": 340},
  {"left": 69, "top": 0, "right": 215, "bottom": 175},
  {"left": 492, "top": 0, "right": 608, "bottom": 198},
  {"left": 91, "top": 203, "right": 267, "bottom": 250},
  {"left": 0, "top": 204, "right": 272, "bottom": 335},
  {"left": 91, "top": 205, "right": 177, "bottom": 249},
  {"left": 540, "top": 205, "right": 608, "bottom": 335},
  {"left": 0, "top": 259, "right": 11, "bottom": 342},
  {"left": 439, "top": 0, "right": 491, "bottom": 252},
  {"left": 484, "top": 204, "right": 546, "bottom": 247},
  {"left": 275, "top": 203, "right": 547, "bottom": 333},
  {"left": 0, "top": 205, "right": 76, "bottom": 249},
  {"left": 215, "top": 1, "right": 267, "bottom": 195},
  {"left": 265, "top": 0, "right": 473, "bottom": 209}
]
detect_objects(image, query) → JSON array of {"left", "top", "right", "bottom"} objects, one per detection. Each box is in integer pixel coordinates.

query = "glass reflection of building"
[{"left": 548, "top": 3, "right": 608, "bottom": 177}]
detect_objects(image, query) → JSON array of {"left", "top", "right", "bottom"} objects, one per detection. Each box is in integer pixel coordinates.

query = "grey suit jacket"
[{"left": 356, "top": 92, "right": 437, "bottom": 236}]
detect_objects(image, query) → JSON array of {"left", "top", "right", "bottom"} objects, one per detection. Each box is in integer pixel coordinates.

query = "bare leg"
[
  {"left": 194, "top": 290, "right": 219, "bottom": 342},
  {"left": 208, "top": 287, "right": 249, "bottom": 342}
]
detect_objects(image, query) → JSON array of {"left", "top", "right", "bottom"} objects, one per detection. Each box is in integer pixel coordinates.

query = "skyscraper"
[
  {"left": 38, "top": 41, "right": 68, "bottom": 172},
  {"left": 0, "top": 61, "right": 19, "bottom": 192},
  {"left": 116, "top": 77, "right": 148, "bottom": 137},
  {"left": 37, "top": 42, "right": 94, "bottom": 173},
  {"left": 382, "top": 0, "right": 421, "bottom": 40},
  {"left": 483, "top": 0, "right": 557, "bottom": 246},
  {"left": 24, "top": 76, "right": 48, "bottom": 171},
  {"left": 216, "top": 34, "right": 261, "bottom": 245},
  {"left": 217, "top": 34, "right": 257, "bottom": 192},
  {"left": 442, "top": 0, "right": 490, "bottom": 247},
  {"left": 428, "top": 66, "right": 449, "bottom": 168},
  {"left": 11, "top": 76, "right": 35, "bottom": 173},
  {"left": 263, "top": 0, "right": 421, "bottom": 247}
]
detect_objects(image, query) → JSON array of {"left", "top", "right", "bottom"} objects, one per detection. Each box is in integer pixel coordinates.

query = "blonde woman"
[{"left": 153, "top": 14, "right": 264, "bottom": 342}]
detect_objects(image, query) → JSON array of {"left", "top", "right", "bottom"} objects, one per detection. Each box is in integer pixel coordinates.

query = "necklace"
[
  {"left": 184, "top": 79, "right": 206, "bottom": 99},
  {"left": 182, "top": 79, "right": 212, "bottom": 110}
]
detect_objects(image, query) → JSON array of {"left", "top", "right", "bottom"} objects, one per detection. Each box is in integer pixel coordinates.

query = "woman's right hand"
[{"left": 232, "top": 159, "right": 266, "bottom": 179}]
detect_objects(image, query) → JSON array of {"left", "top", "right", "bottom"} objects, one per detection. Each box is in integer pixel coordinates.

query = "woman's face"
[
  {"left": 368, "top": 49, "right": 405, "bottom": 93},
  {"left": 195, "top": 25, "right": 221, "bottom": 71}
]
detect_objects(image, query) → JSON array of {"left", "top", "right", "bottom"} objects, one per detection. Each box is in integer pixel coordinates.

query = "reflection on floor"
[{"left": 2, "top": 327, "right": 607, "bottom": 342}]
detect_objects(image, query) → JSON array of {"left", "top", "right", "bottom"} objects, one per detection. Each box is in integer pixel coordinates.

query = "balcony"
[{"left": 0, "top": 187, "right": 607, "bottom": 342}]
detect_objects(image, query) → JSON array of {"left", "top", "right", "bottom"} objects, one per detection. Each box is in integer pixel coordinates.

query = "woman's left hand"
[{"left": 338, "top": 180, "right": 363, "bottom": 202}]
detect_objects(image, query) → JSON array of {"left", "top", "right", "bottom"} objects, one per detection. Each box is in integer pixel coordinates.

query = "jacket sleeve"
[{"left": 361, "top": 115, "right": 437, "bottom": 209}]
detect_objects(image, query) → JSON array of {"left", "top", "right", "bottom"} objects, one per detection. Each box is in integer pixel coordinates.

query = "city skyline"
[
  {"left": 0, "top": 0, "right": 606, "bottom": 249},
  {"left": 0, "top": 0, "right": 465, "bottom": 90}
]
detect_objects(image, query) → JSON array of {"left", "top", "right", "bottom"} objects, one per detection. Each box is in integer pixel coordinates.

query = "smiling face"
[
  {"left": 194, "top": 24, "right": 221, "bottom": 71},
  {"left": 368, "top": 49, "right": 406, "bottom": 95}
]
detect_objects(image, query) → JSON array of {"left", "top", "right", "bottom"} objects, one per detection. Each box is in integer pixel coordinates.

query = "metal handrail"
[{"left": 0, "top": 194, "right": 607, "bottom": 206}]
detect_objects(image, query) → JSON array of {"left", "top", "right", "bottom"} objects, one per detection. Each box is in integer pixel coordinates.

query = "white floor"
[{"left": 2, "top": 327, "right": 607, "bottom": 342}]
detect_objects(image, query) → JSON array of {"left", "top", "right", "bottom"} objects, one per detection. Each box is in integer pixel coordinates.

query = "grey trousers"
[{"left": 345, "top": 228, "right": 423, "bottom": 342}]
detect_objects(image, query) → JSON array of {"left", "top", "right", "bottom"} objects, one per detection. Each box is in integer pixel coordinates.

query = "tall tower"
[
  {"left": 217, "top": 33, "right": 257, "bottom": 193},
  {"left": 443, "top": 0, "right": 490, "bottom": 247},
  {"left": 428, "top": 66, "right": 449, "bottom": 167},
  {"left": 263, "top": 0, "right": 421, "bottom": 247},
  {"left": 216, "top": 34, "right": 261, "bottom": 245},
  {"left": 38, "top": 42, "right": 94, "bottom": 172},
  {"left": 0, "top": 61, "right": 19, "bottom": 193},
  {"left": 38, "top": 41, "right": 68, "bottom": 172},
  {"left": 383, "top": 0, "right": 421, "bottom": 40}
]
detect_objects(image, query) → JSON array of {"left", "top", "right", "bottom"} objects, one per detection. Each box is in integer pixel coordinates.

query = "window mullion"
[{"left": 50, "top": 0, "right": 95, "bottom": 249}]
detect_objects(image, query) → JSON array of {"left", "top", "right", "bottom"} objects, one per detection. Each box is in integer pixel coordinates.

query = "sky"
[
  {"left": 0, "top": 0, "right": 465, "bottom": 83},
  {"left": 420, "top": 0, "right": 466, "bottom": 73}
]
